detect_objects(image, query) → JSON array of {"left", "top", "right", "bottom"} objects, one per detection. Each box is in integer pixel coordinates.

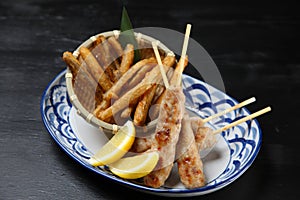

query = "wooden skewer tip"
[
  {"left": 176, "top": 24, "right": 192, "bottom": 86},
  {"left": 152, "top": 41, "right": 170, "bottom": 88},
  {"left": 181, "top": 24, "right": 192, "bottom": 60},
  {"left": 213, "top": 106, "right": 271, "bottom": 135},
  {"left": 202, "top": 96, "right": 257, "bottom": 123},
  {"left": 247, "top": 97, "right": 256, "bottom": 103}
]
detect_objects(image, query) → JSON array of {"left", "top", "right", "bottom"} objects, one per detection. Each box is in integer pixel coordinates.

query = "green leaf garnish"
[{"left": 119, "top": 6, "right": 140, "bottom": 62}]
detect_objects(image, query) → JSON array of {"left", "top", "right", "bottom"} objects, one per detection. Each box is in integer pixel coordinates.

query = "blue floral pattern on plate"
[{"left": 41, "top": 70, "right": 262, "bottom": 197}]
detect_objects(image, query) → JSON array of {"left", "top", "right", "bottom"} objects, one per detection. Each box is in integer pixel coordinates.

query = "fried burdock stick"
[
  {"left": 92, "top": 35, "right": 121, "bottom": 83},
  {"left": 133, "top": 84, "right": 158, "bottom": 126},
  {"left": 62, "top": 51, "right": 103, "bottom": 111},
  {"left": 120, "top": 106, "right": 134, "bottom": 119},
  {"left": 119, "top": 63, "right": 157, "bottom": 120},
  {"left": 93, "top": 57, "right": 157, "bottom": 117},
  {"left": 63, "top": 51, "right": 81, "bottom": 78},
  {"left": 105, "top": 57, "right": 157, "bottom": 101},
  {"left": 127, "top": 63, "right": 157, "bottom": 89},
  {"left": 97, "top": 56, "right": 176, "bottom": 122},
  {"left": 62, "top": 51, "right": 102, "bottom": 95},
  {"left": 98, "top": 83, "right": 154, "bottom": 122},
  {"left": 119, "top": 43, "right": 134, "bottom": 75},
  {"left": 79, "top": 47, "right": 113, "bottom": 92},
  {"left": 107, "top": 36, "right": 123, "bottom": 58},
  {"left": 113, "top": 43, "right": 134, "bottom": 81}
]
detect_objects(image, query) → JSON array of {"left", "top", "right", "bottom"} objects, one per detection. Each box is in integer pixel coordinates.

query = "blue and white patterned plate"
[{"left": 41, "top": 70, "right": 262, "bottom": 197}]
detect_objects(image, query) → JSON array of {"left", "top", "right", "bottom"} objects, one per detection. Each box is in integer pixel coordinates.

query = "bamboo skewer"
[
  {"left": 152, "top": 42, "right": 170, "bottom": 89},
  {"left": 213, "top": 106, "right": 271, "bottom": 135},
  {"left": 202, "top": 97, "right": 256, "bottom": 123},
  {"left": 176, "top": 24, "right": 192, "bottom": 86}
]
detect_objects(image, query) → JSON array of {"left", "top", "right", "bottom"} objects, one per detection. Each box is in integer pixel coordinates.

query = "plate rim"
[{"left": 40, "top": 69, "right": 262, "bottom": 196}]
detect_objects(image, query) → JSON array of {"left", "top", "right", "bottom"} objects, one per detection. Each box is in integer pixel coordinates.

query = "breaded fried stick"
[
  {"left": 93, "top": 57, "right": 157, "bottom": 117},
  {"left": 119, "top": 44, "right": 135, "bottom": 75},
  {"left": 97, "top": 56, "right": 175, "bottom": 122},
  {"left": 79, "top": 47, "right": 113, "bottom": 92},
  {"left": 62, "top": 51, "right": 103, "bottom": 110}
]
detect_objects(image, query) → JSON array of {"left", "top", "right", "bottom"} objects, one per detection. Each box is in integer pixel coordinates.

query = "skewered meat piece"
[
  {"left": 176, "top": 113, "right": 205, "bottom": 188},
  {"left": 143, "top": 86, "right": 185, "bottom": 188},
  {"left": 190, "top": 117, "right": 217, "bottom": 151}
]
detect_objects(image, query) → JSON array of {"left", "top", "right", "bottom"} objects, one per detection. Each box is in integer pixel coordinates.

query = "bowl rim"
[{"left": 65, "top": 30, "right": 174, "bottom": 132}]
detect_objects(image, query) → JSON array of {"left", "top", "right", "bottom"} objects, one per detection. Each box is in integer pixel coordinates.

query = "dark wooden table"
[{"left": 1, "top": 0, "right": 299, "bottom": 199}]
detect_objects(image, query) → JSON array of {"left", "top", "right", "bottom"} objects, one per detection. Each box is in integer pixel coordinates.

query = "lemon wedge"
[
  {"left": 88, "top": 121, "right": 136, "bottom": 166},
  {"left": 108, "top": 151, "right": 159, "bottom": 179}
]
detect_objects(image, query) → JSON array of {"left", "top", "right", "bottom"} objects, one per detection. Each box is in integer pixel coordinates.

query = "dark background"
[{"left": 0, "top": 0, "right": 299, "bottom": 199}]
